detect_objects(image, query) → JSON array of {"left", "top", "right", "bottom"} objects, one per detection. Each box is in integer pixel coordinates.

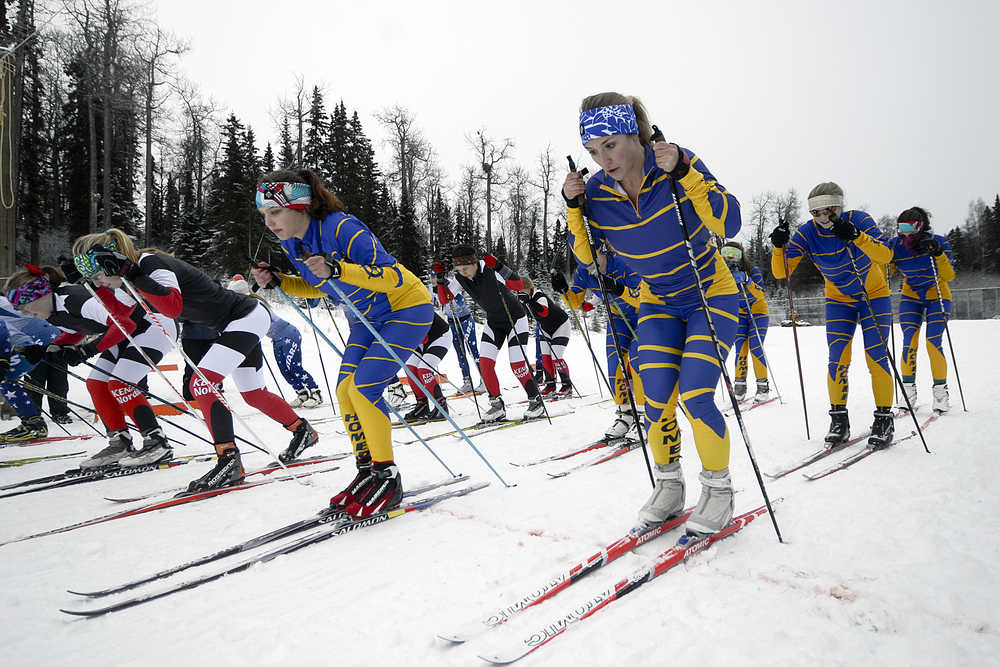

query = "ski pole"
[
  {"left": 22, "top": 371, "right": 104, "bottom": 436},
  {"left": 304, "top": 299, "right": 339, "bottom": 421},
  {"left": 261, "top": 352, "right": 286, "bottom": 401},
  {"left": 928, "top": 255, "right": 967, "bottom": 411},
  {"left": 520, "top": 276, "right": 584, "bottom": 400},
  {"left": 778, "top": 220, "right": 812, "bottom": 440},
  {"left": 442, "top": 306, "right": 484, "bottom": 422},
  {"left": 567, "top": 157, "right": 652, "bottom": 485},
  {"left": 120, "top": 279, "right": 300, "bottom": 474},
  {"left": 649, "top": 126, "right": 781, "bottom": 541},
  {"left": 842, "top": 246, "right": 930, "bottom": 453},
  {"left": 562, "top": 292, "right": 612, "bottom": 398},
  {"left": 887, "top": 266, "right": 899, "bottom": 406}
]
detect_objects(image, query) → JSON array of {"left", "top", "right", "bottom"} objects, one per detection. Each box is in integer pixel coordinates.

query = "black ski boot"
[
  {"left": 346, "top": 461, "right": 402, "bottom": 517},
  {"left": 187, "top": 445, "right": 244, "bottom": 492},
  {"left": 0, "top": 415, "right": 47, "bottom": 444},
  {"left": 329, "top": 456, "right": 373, "bottom": 511},
  {"left": 424, "top": 398, "right": 448, "bottom": 422},
  {"left": 403, "top": 400, "right": 429, "bottom": 424},
  {"left": 868, "top": 406, "right": 895, "bottom": 450},
  {"left": 824, "top": 405, "right": 850, "bottom": 446},
  {"left": 279, "top": 418, "right": 318, "bottom": 463}
]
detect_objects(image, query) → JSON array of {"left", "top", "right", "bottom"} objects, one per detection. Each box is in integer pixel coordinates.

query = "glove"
[
  {"left": 0, "top": 356, "right": 9, "bottom": 380},
  {"left": 769, "top": 224, "right": 790, "bottom": 248},
  {"left": 91, "top": 246, "right": 139, "bottom": 279},
  {"left": 733, "top": 271, "right": 748, "bottom": 285},
  {"left": 483, "top": 253, "right": 498, "bottom": 269},
  {"left": 432, "top": 261, "right": 448, "bottom": 284},
  {"left": 516, "top": 292, "right": 530, "bottom": 305},
  {"left": 58, "top": 254, "right": 82, "bottom": 284},
  {"left": 581, "top": 301, "right": 595, "bottom": 313},
  {"left": 550, "top": 270, "right": 569, "bottom": 294},
  {"left": 60, "top": 341, "right": 100, "bottom": 367},
  {"left": 598, "top": 274, "right": 626, "bottom": 297},
  {"left": 832, "top": 217, "right": 861, "bottom": 242},
  {"left": 918, "top": 236, "right": 943, "bottom": 256},
  {"left": 19, "top": 345, "right": 46, "bottom": 365}
]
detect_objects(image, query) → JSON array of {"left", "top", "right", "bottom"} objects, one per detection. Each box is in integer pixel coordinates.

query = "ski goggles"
[
  {"left": 579, "top": 104, "right": 638, "bottom": 145},
  {"left": 720, "top": 246, "right": 743, "bottom": 261},
  {"left": 897, "top": 221, "right": 922, "bottom": 234},
  {"left": 73, "top": 250, "right": 104, "bottom": 279},
  {"left": 256, "top": 182, "right": 312, "bottom": 209},
  {"left": 7, "top": 276, "right": 53, "bottom": 308}
]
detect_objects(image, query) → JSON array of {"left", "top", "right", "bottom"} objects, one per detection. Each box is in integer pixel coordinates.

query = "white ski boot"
[
  {"left": 754, "top": 378, "right": 771, "bottom": 402},
  {"left": 481, "top": 396, "right": 506, "bottom": 423},
  {"left": 523, "top": 395, "right": 545, "bottom": 420},
  {"left": 733, "top": 379, "right": 747, "bottom": 401},
  {"left": 289, "top": 388, "right": 310, "bottom": 408},
  {"left": 386, "top": 382, "right": 407, "bottom": 409},
  {"left": 897, "top": 381, "right": 917, "bottom": 411},
  {"left": 302, "top": 388, "right": 323, "bottom": 408},
  {"left": 80, "top": 430, "right": 133, "bottom": 469},
  {"left": 633, "top": 461, "right": 685, "bottom": 534},
  {"left": 121, "top": 428, "right": 173, "bottom": 467},
  {"left": 604, "top": 405, "right": 635, "bottom": 439},
  {"left": 685, "top": 468, "right": 734, "bottom": 536},
  {"left": 931, "top": 383, "right": 950, "bottom": 413}
]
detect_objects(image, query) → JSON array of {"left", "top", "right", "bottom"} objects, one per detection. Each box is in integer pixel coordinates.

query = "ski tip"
[
  {"left": 435, "top": 632, "right": 467, "bottom": 644},
  {"left": 59, "top": 608, "right": 96, "bottom": 617},
  {"left": 65, "top": 589, "right": 95, "bottom": 597}
]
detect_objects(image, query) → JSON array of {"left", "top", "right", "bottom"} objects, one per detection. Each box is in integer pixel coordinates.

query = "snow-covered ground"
[{"left": 2, "top": 304, "right": 998, "bottom": 667}]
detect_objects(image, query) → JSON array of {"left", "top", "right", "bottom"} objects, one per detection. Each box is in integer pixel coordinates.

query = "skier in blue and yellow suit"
[
  {"left": 555, "top": 243, "right": 647, "bottom": 440},
  {"left": 886, "top": 206, "right": 956, "bottom": 413},
  {"left": 251, "top": 169, "right": 432, "bottom": 518},
  {"left": 770, "top": 182, "right": 894, "bottom": 449},
  {"left": 562, "top": 92, "right": 741, "bottom": 537},
  {"left": 720, "top": 241, "right": 771, "bottom": 402}
]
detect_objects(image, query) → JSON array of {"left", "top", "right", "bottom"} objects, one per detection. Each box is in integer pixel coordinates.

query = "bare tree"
[
  {"left": 504, "top": 165, "right": 533, "bottom": 267},
  {"left": 467, "top": 128, "right": 514, "bottom": 251},
  {"left": 174, "top": 80, "right": 218, "bottom": 223},
  {"left": 377, "top": 104, "right": 432, "bottom": 202},
  {"left": 530, "top": 144, "right": 555, "bottom": 262}
]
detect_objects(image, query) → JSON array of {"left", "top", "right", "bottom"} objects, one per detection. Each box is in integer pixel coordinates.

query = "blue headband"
[{"left": 579, "top": 104, "right": 639, "bottom": 145}]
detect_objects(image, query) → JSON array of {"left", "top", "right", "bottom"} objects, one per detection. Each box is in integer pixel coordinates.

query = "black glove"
[
  {"left": 432, "top": 262, "right": 448, "bottom": 285},
  {"left": 0, "top": 356, "right": 9, "bottom": 380},
  {"left": 918, "top": 236, "right": 943, "bottom": 256},
  {"left": 19, "top": 345, "right": 46, "bottom": 365},
  {"left": 832, "top": 217, "right": 861, "bottom": 242},
  {"left": 60, "top": 341, "right": 100, "bottom": 367},
  {"left": 91, "top": 246, "right": 139, "bottom": 279},
  {"left": 58, "top": 254, "right": 82, "bottom": 284},
  {"left": 770, "top": 224, "right": 790, "bottom": 248},
  {"left": 550, "top": 270, "right": 569, "bottom": 294},
  {"left": 516, "top": 292, "right": 531, "bottom": 305},
  {"left": 321, "top": 253, "right": 342, "bottom": 278},
  {"left": 598, "top": 274, "right": 626, "bottom": 297}
]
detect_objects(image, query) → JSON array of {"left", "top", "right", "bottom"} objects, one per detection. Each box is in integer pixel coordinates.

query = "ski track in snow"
[{"left": 1, "top": 306, "right": 998, "bottom": 667}]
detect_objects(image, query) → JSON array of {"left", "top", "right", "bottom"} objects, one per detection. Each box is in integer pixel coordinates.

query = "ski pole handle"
[{"left": 564, "top": 156, "right": 589, "bottom": 208}]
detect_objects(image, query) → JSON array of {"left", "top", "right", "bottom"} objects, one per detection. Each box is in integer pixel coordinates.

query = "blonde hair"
[
  {"left": 5, "top": 265, "right": 64, "bottom": 292},
  {"left": 72, "top": 228, "right": 165, "bottom": 261},
  {"left": 580, "top": 92, "right": 653, "bottom": 146},
  {"left": 522, "top": 277, "right": 534, "bottom": 293}
]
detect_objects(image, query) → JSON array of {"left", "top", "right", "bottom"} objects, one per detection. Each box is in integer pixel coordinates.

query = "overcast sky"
[{"left": 154, "top": 0, "right": 998, "bottom": 237}]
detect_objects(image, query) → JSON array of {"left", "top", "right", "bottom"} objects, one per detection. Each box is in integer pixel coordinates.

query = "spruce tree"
[
  {"left": 261, "top": 143, "right": 275, "bottom": 174},
  {"left": 203, "top": 114, "right": 254, "bottom": 275},
  {"left": 303, "top": 86, "right": 328, "bottom": 178},
  {"left": 278, "top": 116, "right": 295, "bottom": 169}
]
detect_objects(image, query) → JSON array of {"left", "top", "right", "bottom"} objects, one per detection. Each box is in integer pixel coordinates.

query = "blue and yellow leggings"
[
  {"left": 825, "top": 296, "right": 893, "bottom": 406},
  {"left": 605, "top": 313, "right": 643, "bottom": 406},
  {"left": 898, "top": 294, "right": 950, "bottom": 383},
  {"left": 733, "top": 311, "right": 769, "bottom": 381},
  {"left": 337, "top": 302, "right": 433, "bottom": 463},
  {"left": 639, "top": 293, "right": 738, "bottom": 471}
]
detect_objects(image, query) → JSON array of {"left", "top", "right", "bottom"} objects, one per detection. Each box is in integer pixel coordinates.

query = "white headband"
[{"left": 807, "top": 194, "right": 844, "bottom": 211}]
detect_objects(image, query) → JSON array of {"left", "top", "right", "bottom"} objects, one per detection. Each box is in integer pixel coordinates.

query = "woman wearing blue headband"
[
  {"left": 251, "top": 168, "right": 433, "bottom": 518},
  {"left": 770, "top": 181, "right": 894, "bottom": 448},
  {"left": 886, "top": 206, "right": 955, "bottom": 413},
  {"left": 563, "top": 92, "right": 742, "bottom": 537}
]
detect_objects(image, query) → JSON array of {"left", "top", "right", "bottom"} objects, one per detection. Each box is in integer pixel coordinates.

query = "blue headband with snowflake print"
[
  {"left": 255, "top": 182, "right": 312, "bottom": 210},
  {"left": 579, "top": 104, "right": 639, "bottom": 145}
]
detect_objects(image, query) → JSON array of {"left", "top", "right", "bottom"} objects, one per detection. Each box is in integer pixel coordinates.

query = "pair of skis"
[
  {"left": 0, "top": 450, "right": 86, "bottom": 468},
  {"left": 438, "top": 502, "right": 774, "bottom": 663},
  {"left": 60, "top": 476, "right": 488, "bottom": 617},
  {"left": 0, "top": 434, "right": 98, "bottom": 449}
]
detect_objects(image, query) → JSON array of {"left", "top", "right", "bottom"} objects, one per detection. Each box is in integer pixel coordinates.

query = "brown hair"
[
  {"left": 71, "top": 227, "right": 165, "bottom": 261},
  {"left": 522, "top": 277, "right": 534, "bottom": 293},
  {"left": 721, "top": 241, "right": 752, "bottom": 273},
  {"left": 580, "top": 92, "right": 653, "bottom": 146},
  {"left": 897, "top": 206, "right": 932, "bottom": 233},
  {"left": 5, "top": 265, "right": 65, "bottom": 292},
  {"left": 259, "top": 168, "right": 344, "bottom": 219}
]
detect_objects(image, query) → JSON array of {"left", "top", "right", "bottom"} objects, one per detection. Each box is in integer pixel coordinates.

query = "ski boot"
[
  {"left": 555, "top": 383, "right": 572, "bottom": 397},
  {"left": 80, "top": 429, "right": 133, "bottom": 469},
  {"left": 604, "top": 405, "right": 635, "bottom": 439},
  {"left": 931, "top": 383, "right": 950, "bottom": 413},
  {"left": 458, "top": 377, "right": 474, "bottom": 395},
  {"left": 302, "top": 388, "right": 323, "bottom": 408},
  {"left": 868, "top": 406, "right": 895, "bottom": 450},
  {"left": 733, "top": 378, "right": 747, "bottom": 401},
  {"left": 51, "top": 412, "right": 73, "bottom": 425},
  {"left": 481, "top": 396, "right": 506, "bottom": 423},
  {"left": 187, "top": 445, "right": 244, "bottom": 492},
  {"left": 686, "top": 468, "right": 734, "bottom": 537},
  {"left": 824, "top": 405, "right": 850, "bottom": 446},
  {"left": 346, "top": 461, "right": 402, "bottom": 517},
  {"left": 539, "top": 381, "right": 557, "bottom": 396},
  {"left": 897, "top": 380, "right": 917, "bottom": 411},
  {"left": 0, "top": 415, "right": 47, "bottom": 444},
  {"left": 279, "top": 418, "right": 319, "bottom": 463},
  {"left": 121, "top": 427, "right": 173, "bottom": 467},
  {"left": 386, "top": 382, "right": 408, "bottom": 409},
  {"left": 329, "top": 455, "right": 374, "bottom": 511},
  {"left": 523, "top": 395, "right": 545, "bottom": 420},
  {"left": 634, "top": 461, "right": 685, "bottom": 534},
  {"left": 423, "top": 399, "right": 448, "bottom": 422},
  {"left": 403, "top": 401, "right": 429, "bottom": 424},
  {"left": 754, "top": 378, "right": 770, "bottom": 402},
  {"left": 289, "top": 388, "right": 311, "bottom": 408}
]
